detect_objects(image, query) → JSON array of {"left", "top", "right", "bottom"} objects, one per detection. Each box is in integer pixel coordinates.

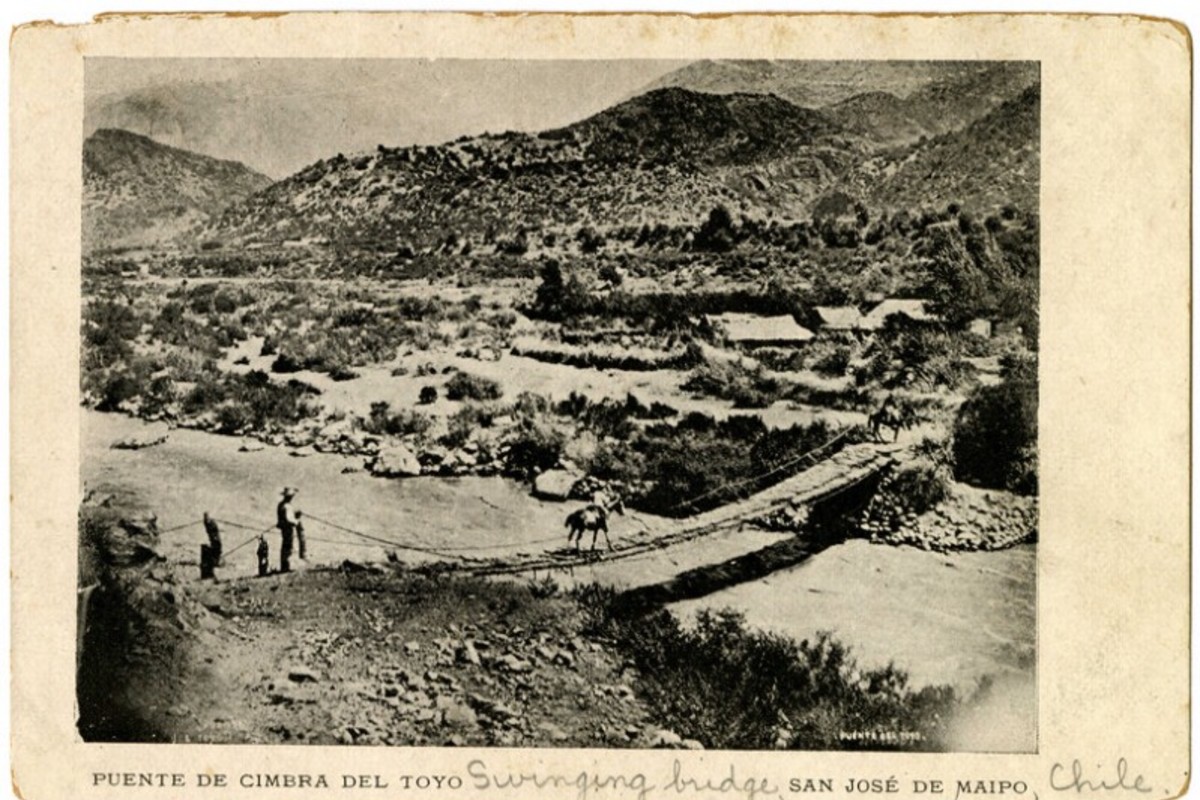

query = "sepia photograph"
[{"left": 76, "top": 56, "right": 1041, "bottom": 754}]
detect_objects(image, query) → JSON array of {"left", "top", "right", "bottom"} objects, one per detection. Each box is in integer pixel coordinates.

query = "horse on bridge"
[
  {"left": 867, "top": 396, "right": 916, "bottom": 443},
  {"left": 565, "top": 495, "right": 625, "bottom": 554}
]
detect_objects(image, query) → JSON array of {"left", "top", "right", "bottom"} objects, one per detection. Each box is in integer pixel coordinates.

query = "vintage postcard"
[{"left": 10, "top": 11, "right": 1190, "bottom": 800}]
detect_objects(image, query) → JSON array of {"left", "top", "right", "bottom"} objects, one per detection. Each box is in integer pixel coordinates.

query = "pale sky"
[{"left": 85, "top": 58, "right": 690, "bottom": 178}]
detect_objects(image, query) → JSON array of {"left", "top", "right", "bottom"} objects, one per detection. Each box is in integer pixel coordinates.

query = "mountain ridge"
[{"left": 84, "top": 127, "right": 272, "bottom": 253}]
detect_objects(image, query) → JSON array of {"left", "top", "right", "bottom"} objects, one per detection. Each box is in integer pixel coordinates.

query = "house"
[
  {"left": 813, "top": 305, "right": 865, "bottom": 333},
  {"left": 706, "top": 313, "right": 814, "bottom": 347},
  {"left": 967, "top": 318, "right": 993, "bottom": 338},
  {"left": 859, "top": 299, "right": 941, "bottom": 331}
]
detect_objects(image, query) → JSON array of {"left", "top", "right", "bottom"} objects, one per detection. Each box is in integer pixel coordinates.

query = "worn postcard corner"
[{"left": 9, "top": 10, "right": 1191, "bottom": 800}]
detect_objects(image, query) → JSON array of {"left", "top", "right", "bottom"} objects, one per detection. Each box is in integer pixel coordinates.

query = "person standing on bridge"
[{"left": 276, "top": 487, "right": 299, "bottom": 573}]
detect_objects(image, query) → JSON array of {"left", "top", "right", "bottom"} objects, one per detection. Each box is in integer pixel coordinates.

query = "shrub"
[
  {"left": 504, "top": 419, "right": 566, "bottom": 477},
  {"left": 888, "top": 460, "right": 951, "bottom": 515},
  {"left": 695, "top": 205, "right": 736, "bottom": 253},
  {"left": 812, "top": 343, "right": 854, "bottom": 377},
  {"left": 418, "top": 385, "right": 438, "bottom": 404},
  {"left": 271, "top": 353, "right": 304, "bottom": 373},
  {"left": 580, "top": 599, "right": 957, "bottom": 750},
  {"left": 328, "top": 366, "right": 359, "bottom": 382},
  {"left": 952, "top": 361, "right": 1037, "bottom": 494},
  {"left": 97, "top": 373, "right": 143, "bottom": 412},
  {"left": 215, "top": 403, "right": 253, "bottom": 434},
  {"left": 444, "top": 370, "right": 503, "bottom": 401},
  {"left": 682, "top": 359, "right": 784, "bottom": 408},
  {"left": 363, "top": 401, "right": 433, "bottom": 438}
]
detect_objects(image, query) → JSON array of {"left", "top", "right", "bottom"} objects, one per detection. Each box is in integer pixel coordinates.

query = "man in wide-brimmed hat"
[{"left": 276, "top": 487, "right": 299, "bottom": 573}]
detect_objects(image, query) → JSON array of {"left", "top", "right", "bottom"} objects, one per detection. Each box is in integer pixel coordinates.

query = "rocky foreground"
[{"left": 79, "top": 503, "right": 694, "bottom": 748}]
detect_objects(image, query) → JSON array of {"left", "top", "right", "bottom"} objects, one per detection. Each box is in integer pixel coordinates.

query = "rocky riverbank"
[{"left": 858, "top": 470, "right": 1037, "bottom": 553}]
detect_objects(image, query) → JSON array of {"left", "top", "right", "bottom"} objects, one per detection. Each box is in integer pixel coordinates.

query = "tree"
[
  {"left": 695, "top": 205, "right": 736, "bottom": 253},
  {"left": 531, "top": 259, "right": 590, "bottom": 321},
  {"left": 951, "top": 356, "right": 1037, "bottom": 494},
  {"left": 598, "top": 262, "right": 624, "bottom": 289}
]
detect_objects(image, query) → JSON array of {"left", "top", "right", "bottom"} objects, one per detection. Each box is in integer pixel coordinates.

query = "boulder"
[
  {"left": 288, "top": 667, "right": 321, "bottom": 684},
  {"left": 536, "top": 721, "right": 570, "bottom": 742},
  {"left": 533, "top": 469, "right": 581, "bottom": 501},
  {"left": 369, "top": 444, "right": 422, "bottom": 478},
  {"left": 456, "top": 640, "right": 482, "bottom": 667},
  {"left": 651, "top": 729, "right": 683, "bottom": 748},
  {"left": 111, "top": 425, "right": 170, "bottom": 450},
  {"left": 418, "top": 445, "right": 450, "bottom": 466},
  {"left": 437, "top": 698, "right": 478, "bottom": 729}
]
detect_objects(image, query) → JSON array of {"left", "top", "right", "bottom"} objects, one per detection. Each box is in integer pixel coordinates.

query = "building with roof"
[
  {"left": 706, "top": 313, "right": 814, "bottom": 348},
  {"left": 859, "top": 299, "right": 941, "bottom": 331},
  {"left": 813, "top": 305, "right": 865, "bottom": 332}
]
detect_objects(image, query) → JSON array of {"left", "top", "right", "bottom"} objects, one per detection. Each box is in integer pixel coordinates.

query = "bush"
[
  {"left": 682, "top": 359, "right": 785, "bottom": 408},
  {"left": 581, "top": 600, "right": 957, "bottom": 750},
  {"left": 811, "top": 344, "right": 854, "bottom": 377},
  {"left": 952, "top": 361, "right": 1037, "bottom": 494},
  {"left": 504, "top": 419, "right": 566, "bottom": 477},
  {"left": 97, "top": 373, "right": 143, "bottom": 412},
  {"left": 418, "top": 385, "right": 438, "bottom": 404},
  {"left": 328, "top": 365, "right": 359, "bottom": 382},
  {"left": 363, "top": 401, "right": 433, "bottom": 438},
  {"left": 444, "top": 370, "right": 503, "bottom": 401},
  {"left": 695, "top": 205, "right": 736, "bottom": 253},
  {"left": 888, "top": 460, "right": 951, "bottom": 515},
  {"left": 271, "top": 353, "right": 304, "bottom": 374}
]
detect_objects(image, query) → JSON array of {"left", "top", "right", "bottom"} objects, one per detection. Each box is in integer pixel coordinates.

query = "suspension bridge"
[{"left": 161, "top": 440, "right": 902, "bottom": 582}]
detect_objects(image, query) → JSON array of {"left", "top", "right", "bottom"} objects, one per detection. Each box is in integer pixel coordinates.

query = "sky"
[{"left": 85, "top": 59, "right": 690, "bottom": 178}]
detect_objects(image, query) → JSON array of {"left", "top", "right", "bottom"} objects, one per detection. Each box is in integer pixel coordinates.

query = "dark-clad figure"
[
  {"left": 295, "top": 510, "right": 307, "bottom": 561},
  {"left": 276, "top": 487, "right": 298, "bottom": 573},
  {"left": 202, "top": 512, "right": 223, "bottom": 564},
  {"left": 199, "top": 511, "right": 223, "bottom": 580},
  {"left": 256, "top": 534, "right": 270, "bottom": 577}
]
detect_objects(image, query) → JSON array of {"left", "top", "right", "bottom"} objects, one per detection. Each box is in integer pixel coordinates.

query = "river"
[{"left": 82, "top": 410, "right": 591, "bottom": 573}]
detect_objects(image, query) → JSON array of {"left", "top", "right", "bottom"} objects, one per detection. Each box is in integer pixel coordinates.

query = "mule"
[
  {"left": 868, "top": 398, "right": 914, "bottom": 443},
  {"left": 565, "top": 497, "right": 625, "bottom": 554}
]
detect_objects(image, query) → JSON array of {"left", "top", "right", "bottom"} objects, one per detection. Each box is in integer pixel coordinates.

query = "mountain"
[
  {"left": 897, "top": 62, "right": 1039, "bottom": 138},
  {"left": 825, "top": 91, "right": 929, "bottom": 146},
  {"left": 200, "top": 88, "right": 862, "bottom": 248},
  {"left": 84, "top": 128, "right": 272, "bottom": 252},
  {"left": 543, "top": 88, "right": 842, "bottom": 166},
  {"left": 653, "top": 60, "right": 1039, "bottom": 148},
  {"left": 640, "top": 60, "right": 990, "bottom": 110},
  {"left": 858, "top": 84, "right": 1040, "bottom": 212},
  {"left": 187, "top": 78, "right": 1037, "bottom": 252}
]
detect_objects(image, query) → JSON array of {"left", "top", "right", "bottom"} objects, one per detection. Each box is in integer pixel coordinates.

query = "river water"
[{"left": 82, "top": 410, "right": 591, "bottom": 573}]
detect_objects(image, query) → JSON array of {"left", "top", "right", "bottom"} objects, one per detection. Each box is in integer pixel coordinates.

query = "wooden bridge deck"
[{"left": 454, "top": 442, "right": 900, "bottom": 578}]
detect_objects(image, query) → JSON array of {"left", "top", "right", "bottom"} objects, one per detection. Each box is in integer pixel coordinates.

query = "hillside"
[
  {"left": 648, "top": 61, "right": 1038, "bottom": 148},
  {"left": 174, "top": 77, "right": 1038, "bottom": 252},
  {"left": 641, "top": 60, "right": 989, "bottom": 110},
  {"left": 84, "top": 128, "right": 272, "bottom": 252},
  {"left": 862, "top": 84, "right": 1040, "bottom": 213},
  {"left": 550, "top": 88, "right": 844, "bottom": 165},
  {"left": 825, "top": 91, "right": 929, "bottom": 146},
  {"left": 201, "top": 88, "right": 862, "bottom": 248}
]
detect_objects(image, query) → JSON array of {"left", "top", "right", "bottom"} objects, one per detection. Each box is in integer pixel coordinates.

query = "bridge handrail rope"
[
  {"left": 223, "top": 531, "right": 268, "bottom": 558},
  {"left": 300, "top": 512, "right": 466, "bottom": 560},
  {"left": 157, "top": 519, "right": 202, "bottom": 534},
  {"left": 670, "top": 426, "right": 856, "bottom": 514},
  {"left": 162, "top": 430, "right": 865, "bottom": 568}
]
